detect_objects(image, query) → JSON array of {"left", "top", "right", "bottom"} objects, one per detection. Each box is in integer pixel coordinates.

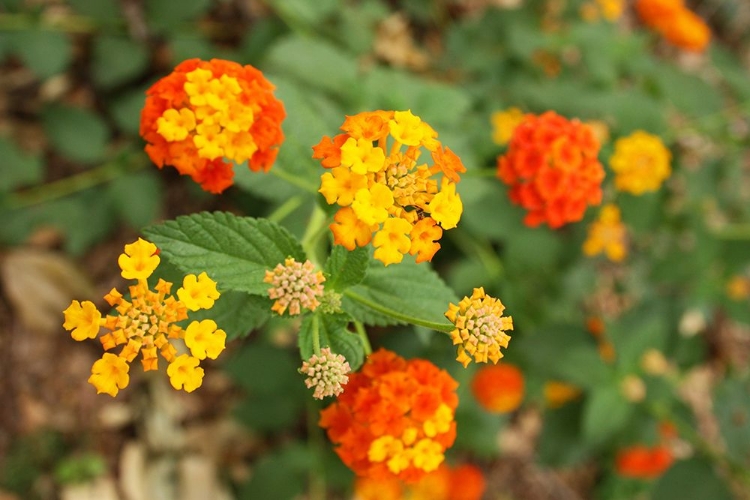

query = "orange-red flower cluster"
[
  {"left": 471, "top": 364, "right": 525, "bottom": 414},
  {"left": 140, "top": 58, "right": 285, "bottom": 194},
  {"left": 319, "top": 349, "right": 459, "bottom": 483},
  {"left": 497, "top": 111, "right": 604, "bottom": 229},
  {"left": 615, "top": 444, "right": 674, "bottom": 479},
  {"left": 635, "top": 0, "right": 710, "bottom": 52},
  {"left": 354, "top": 463, "right": 486, "bottom": 500}
]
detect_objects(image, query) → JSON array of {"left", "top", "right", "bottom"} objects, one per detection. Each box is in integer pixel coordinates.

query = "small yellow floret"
[
  {"left": 389, "top": 110, "right": 424, "bottom": 146},
  {"left": 88, "top": 353, "right": 130, "bottom": 397},
  {"left": 373, "top": 218, "right": 413, "bottom": 266},
  {"left": 167, "top": 354, "right": 205, "bottom": 393},
  {"left": 178, "top": 272, "right": 220, "bottom": 311},
  {"left": 351, "top": 183, "right": 394, "bottom": 226},
  {"left": 118, "top": 238, "right": 159, "bottom": 280},
  {"left": 184, "top": 319, "right": 227, "bottom": 360},
  {"left": 428, "top": 179, "right": 462, "bottom": 230},
  {"left": 63, "top": 300, "right": 102, "bottom": 341}
]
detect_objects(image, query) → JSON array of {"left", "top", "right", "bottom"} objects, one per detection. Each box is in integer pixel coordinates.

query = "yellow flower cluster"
[
  {"left": 63, "top": 238, "right": 225, "bottom": 396},
  {"left": 610, "top": 131, "right": 672, "bottom": 195},
  {"left": 582, "top": 204, "right": 628, "bottom": 262},
  {"left": 313, "top": 110, "right": 465, "bottom": 266},
  {"left": 580, "top": 0, "right": 625, "bottom": 22},
  {"left": 445, "top": 287, "right": 513, "bottom": 367},
  {"left": 490, "top": 107, "right": 525, "bottom": 146}
]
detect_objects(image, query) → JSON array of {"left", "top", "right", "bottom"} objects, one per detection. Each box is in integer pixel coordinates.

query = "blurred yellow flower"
[
  {"left": 610, "top": 131, "right": 671, "bottom": 195},
  {"left": 583, "top": 204, "right": 628, "bottom": 262},
  {"left": 491, "top": 107, "right": 525, "bottom": 146}
]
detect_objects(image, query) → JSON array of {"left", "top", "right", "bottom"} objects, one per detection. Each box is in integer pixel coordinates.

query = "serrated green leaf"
[
  {"left": 324, "top": 246, "right": 369, "bottom": 292},
  {"left": 188, "top": 291, "right": 270, "bottom": 340},
  {"left": 92, "top": 35, "right": 148, "bottom": 88},
  {"left": 342, "top": 257, "right": 458, "bottom": 329},
  {"left": 0, "top": 136, "right": 43, "bottom": 191},
  {"left": 552, "top": 345, "right": 613, "bottom": 390},
  {"left": 652, "top": 458, "right": 734, "bottom": 500},
  {"left": 42, "top": 104, "right": 109, "bottom": 164},
  {"left": 298, "top": 313, "right": 364, "bottom": 371},
  {"left": 223, "top": 343, "right": 301, "bottom": 397},
  {"left": 106, "top": 170, "right": 161, "bottom": 228},
  {"left": 143, "top": 212, "right": 305, "bottom": 295},
  {"left": 582, "top": 386, "right": 634, "bottom": 445},
  {"left": 9, "top": 30, "right": 72, "bottom": 79}
]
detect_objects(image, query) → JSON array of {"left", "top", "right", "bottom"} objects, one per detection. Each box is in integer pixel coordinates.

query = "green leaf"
[
  {"left": 92, "top": 35, "right": 148, "bottom": 88},
  {"left": 237, "top": 444, "right": 311, "bottom": 500},
  {"left": 9, "top": 30, "right": 72, "bottom": 79},
  {"left": 224, "top": 343, "right": 304, "bottom": 398},
  {"left": 582, "top": 386, "right": 634, "bottom": 445},
  {"left": 66, "top": 0, "right": 121, "bottom": 23},
  {"left": 144, "top": 0, "right": 212, "bottom": 31},
  {"left": 264, "top": 36, "right": 358, "bottom": 98},
  {"left": 298, "top": 313, "right": 364, "bottom": 371},
  {"left": 0, "top": 136, "right": 43, "bottom": 191},
  {"left": 714, "top": 375, "right": 750, "bottom": 465},
  {"left": 552, "top": 345, "right": 613, "bottom": 390},
  {"left": 143, "top": 212, "right": 305, "bottom": 295},
  {"left": 233, "top": 396, "right": 302, "bottom": 433},
  {"left": 653, "top": 64, "right": 724, "bottom": 118},
  {"left": 266, "top": 0, "right": 338, "bottom": 28},
  {"left": 106, "top": 170, "right": 161, "bottom": 228},
  {"left": 109, "top": 85, "right": 149, "bottom": 135},
  {"left": 188, "top": 291, "right": 270, "bottom": 341},
  {"left": 324, "top": 246, "right": 369, "bottom": 292},
  {"left": 41, "top": 104, "right": 109, "bottom": 164},
  {"left": 652, "top": 458, "right": 734, "bottom": 500},
  {"left": 342, "top": 257, "right": 458, "bottom": 329},
  {"left": 538, "top": 402, "right": 591, "bottom": 466},
  {"left": 608, "top": 308, "right": 669, "bottom": 372}
]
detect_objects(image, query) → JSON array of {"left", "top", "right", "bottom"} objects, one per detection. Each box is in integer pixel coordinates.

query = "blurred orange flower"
[
  {"left": 140, "top": 58, "right": 285, "bottom": 193},
  {"left": 497, "top": 111, "right": 605, "bottom": 228},
  {"left": 320, "top": 349, "right": 459, "bottom": 483},
  {"left": 615, "top": 444, "right": 674, "bottom": 479},
  {"left": 635, "top": 0, "right": 710, "bottom": 52},
  {"left": 354, "top": 463, "right": 485, "bottom": 500},
  {"left": 471, "top": 364, "right": 525, "bottom": 413}
]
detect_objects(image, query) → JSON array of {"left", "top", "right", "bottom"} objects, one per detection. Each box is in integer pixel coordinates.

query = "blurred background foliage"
[{"left": 0, "top": 0, "right": 749, "bottom": 499}]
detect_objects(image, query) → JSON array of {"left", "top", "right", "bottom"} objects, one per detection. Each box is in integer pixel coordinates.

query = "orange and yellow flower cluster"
[
  {"left": 445, "top": 287, "right": 513, "bottom": 367},
  {"left": 140, "top": 58, "right": 285, "bottom": 194},
  {"left": 582, "top": 203, "right": 628, "bottom": 262},
  {"left": 497, "top": 111, "right": 605, "bottom": 228},
  {"left": 263, "top": 257, "right": 326, "bottom": 315},
  {"left": 635, "top": 0, "right": 710, "bottom": 52},
  {"left": 354, "top": 462, "right": 486, "bottom": 500},
  {"left": 313, "top": 110, "right": 465, "bottom": 266},
  {"left": 319, "top": 349, "right": 459, "bottom": 483},
  {"left": 610, "top": 131, "right": 672, "bottom": 195},
  {"left": 615, "top": 444, "right": 674, "bottom": 479},
  {"left": 471, "top": 363, "right": 524, "bottom": 413},
  {"left": 63, "top": 238, "right": 225, "bottom": 396}
]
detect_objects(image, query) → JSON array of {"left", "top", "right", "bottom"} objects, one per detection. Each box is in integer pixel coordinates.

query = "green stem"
[
  {"left": 713, "top": 224, "right": 750, "bottom": 241},
  {"left": 305, "top": 398, "right": 327, "bottom": 500},
  {"left": 3, "top": 154, "right": 147, "bottom": 210},
  {"left": 343, "top": 290, "right": 454, "bottom": 334},
  {"left": 269, "top": 166, "right": 319, "bottom": 194},
  {"left": 267, "top": 195, "right": 303, "bottom": 223},
  {"left": 311, "top": 313, "right": 321, "bottom": 356},
  {"left": 0, "top": 13, "right": 99, "bottom": 33},
  {"left": 354, "top": 321, "right": 372, "bottom": 355},
  {"left": 300, "top": 205, "right": 330, "bottom": 268},
  {"left": 448, "top": 228, "right": 504, "bottom": 280}
]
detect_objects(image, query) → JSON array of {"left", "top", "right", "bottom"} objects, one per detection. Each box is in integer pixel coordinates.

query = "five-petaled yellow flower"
[{"left": 63, "top": 238, "right": 226, "bottom": 396}]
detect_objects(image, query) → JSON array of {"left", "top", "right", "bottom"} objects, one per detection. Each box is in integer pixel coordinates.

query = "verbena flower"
[
  {"left": 140, "top": 59, "right": 285, "bottom": 194},
  {"left": 354, "top": 462, "right": 486, "bottom": 500},
  {"left": 319, "top": 349, "right": 459, "bottom": 483},
  {"left": 445, "top": 288, "right": 513, "bottom": 367},
  {"left": 471, "top": 364, "right": 525, "bottom": 414},
  {"left": 263, "top": 257, "right": 325, "bottom": 315},
  {"left": 300, "top": 347, "right": 350, "bottom": 399},
  {"left": 490, "top": 107, "right": 525, "bottom": 146},
  {"left": 609, "top": 131, "right": 671, "bottom": 195},
  {"left": 497, "top": 111, "right": 605, "bottom": 229},
  {"left": 635, "top": 0, "right": 710, "bottom": 52},
  {"left": 582, "top": 204, "right": 628, "bottom": 262},
  {"left": 615, "top": 444, "right": 674, "bottom": 479},
  {"left": 63, "top": 238, "right": 225, "bottom": 396},
  {"left": 314, "top": 110, "right": 465, "bottom": 266}
]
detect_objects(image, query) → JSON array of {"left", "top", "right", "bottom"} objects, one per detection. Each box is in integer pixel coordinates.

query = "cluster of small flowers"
[
  {"left": 497, "top": 111, "right": 605, "bottom": 229},
  {"left": 263, "top": 257, "right": 326, "bottom": 315},
  {"left": 470, "top": 363, "right": 524, "bottom": 414},
  {"left": 616, "top": 444, "right": 674, "bottom": 479},
  {"left": 63, "top": 239, "right": 225, "bottom": 396},
  {"left": 635, "top": 0, "right": 711, "bottom": 52},
  {"left": 313, "top": 110, "right": 465, "bottom": 265},
  {"left": 140, "top": 58, "right": 285, "bottom": 193},
  {"left": 354, "top": 462, "right": 486, "bottom": 500},
  {"left": 319, "top": 349, "right": 459, "bottom": 483},
  {"left": 580, "top": 0, "right": 625, "bottom": 23},
  {"left": 299, "top": 347, "right": 350, "bottom": 400}
]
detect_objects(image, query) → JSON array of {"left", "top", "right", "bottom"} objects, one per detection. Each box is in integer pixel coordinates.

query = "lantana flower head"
[
  {"left": 609, "top": 130, "right": 671, "bottom": 195},
  {"left": 319, "top": 348, "right": 459, "bottom": 483},
  {"left": 471, "top": 363, "right": 525, "bottom": 414},
  {"left": 491, "top": 107, "right": 525, "bottom": 146},
  {"left": 354, "top": 462, "right": 486, "bottom": 500},
  {"left": 314, "top": 110, "right": 465, "bottom": 266},
  {"left": 445, "top": 287, "right": 513, "bottom": 367},
  {"left": 582, "top": 203, "right": 628, "bottom": 262},
  {"left": 263, "top": 257, "right": 325, "bottom": 315},
  {"left": 300, "top": 347, "right": 350, "bottom": 399},
  {"left": 635, "top": 0, "right": 710, "bottom": 52},
  {"left": 497, "top": 111, "right": 605, "bottom": 228},
  {"left": 615, "top": 444, "right": 674, "bottom": 479},
  {"left": 63, "top": 238, "right": 225, "bottom": 396},
  {"left": 140, "top": 58, "right": 285, "bottom": 193}
]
